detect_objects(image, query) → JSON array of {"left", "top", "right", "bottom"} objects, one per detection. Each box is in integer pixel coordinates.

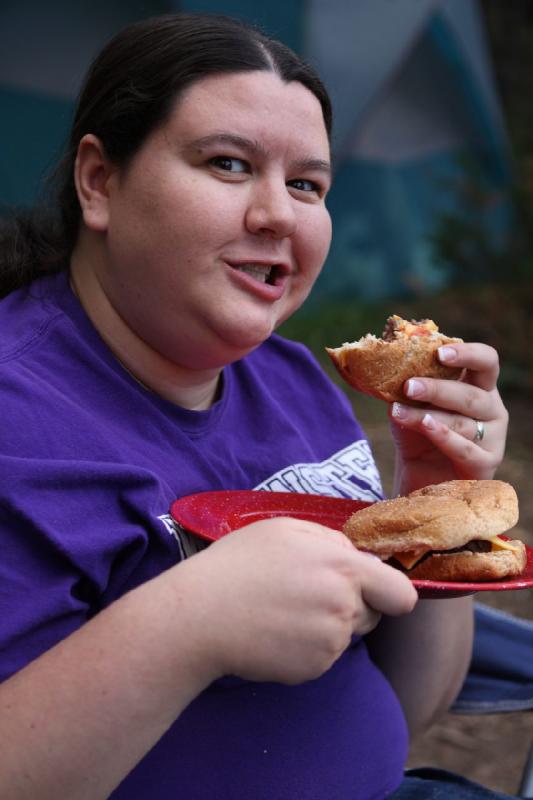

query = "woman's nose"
[{"left": 245, "top": 178, "right": 297, "bottom": 238}]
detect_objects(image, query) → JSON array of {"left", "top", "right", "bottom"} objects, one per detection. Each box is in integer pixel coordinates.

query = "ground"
[{"left": 355, "top": 391, "right": 533, "bottom": 797}]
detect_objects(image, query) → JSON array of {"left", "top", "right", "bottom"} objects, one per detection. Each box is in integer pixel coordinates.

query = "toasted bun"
[
  {"left": 342, "top": 480, "right": 519, "bottom": 558},
  {"left": 406, "top": 541, "right": 527, "bottom": 581},
  {"left": 326, "top": 316, "right": 463, "bottom": 405}
]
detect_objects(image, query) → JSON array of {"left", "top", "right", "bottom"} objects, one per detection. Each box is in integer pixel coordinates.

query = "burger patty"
[{"left": 388, "top": 539, "right": 491, "bottom": 572}]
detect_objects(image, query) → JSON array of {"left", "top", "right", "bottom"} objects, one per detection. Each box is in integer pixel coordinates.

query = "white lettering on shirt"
[{"left": 254, "top": 440, "right": 382, "bottom": 501}]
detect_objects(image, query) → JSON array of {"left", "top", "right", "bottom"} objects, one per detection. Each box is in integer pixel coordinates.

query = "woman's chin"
[{"left": 219, "top": 314, "right": 280, "bottom": 352}]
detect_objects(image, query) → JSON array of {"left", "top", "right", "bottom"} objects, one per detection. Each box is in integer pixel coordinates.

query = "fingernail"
[
  {"left": 391, "top": 402, "right": 408, "bottom": 420},
  {"left": 422, "top": 413, "right": 437, "bottom": 431},
  {"left": 405, "top": 379, "right": 425, "bottom": 398},
  {"left": 438, "top": 345, "right": 457, "bottom": 364}
]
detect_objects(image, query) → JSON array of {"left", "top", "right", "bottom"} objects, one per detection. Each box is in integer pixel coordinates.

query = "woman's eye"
[
  {"left": 209, "top": 156, "right": 248, "bottom": 173},
  {"left": 288, "top": 178, "right": 320, "bottom": 193}
]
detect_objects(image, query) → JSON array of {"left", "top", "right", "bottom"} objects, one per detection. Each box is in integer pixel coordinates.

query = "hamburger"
[
  {"left": 326, "top": 315, "right": 463, "bottom": 405},
  {"left": 342, "top": 480, "right": 526, "bottom": 581}
]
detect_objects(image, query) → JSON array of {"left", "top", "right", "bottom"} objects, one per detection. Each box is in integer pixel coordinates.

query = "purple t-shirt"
[{"left": 0, "top": 272, "right": 408, "bottom": 799}]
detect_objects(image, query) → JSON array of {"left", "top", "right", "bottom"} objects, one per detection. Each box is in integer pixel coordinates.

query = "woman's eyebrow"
[
  {"left": 291, "top": 157, "right": 332, "bottom": 177},
  {"left": 183, "top": 132, "right": 331, "bottom": 176},
  {"left": 183, "top": 133, "right": 267, "bottom": 157}
]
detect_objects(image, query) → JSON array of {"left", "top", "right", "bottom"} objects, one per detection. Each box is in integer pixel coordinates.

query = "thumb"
[{"left": 360, "top": 560, "right": 418, "bottom": 616}]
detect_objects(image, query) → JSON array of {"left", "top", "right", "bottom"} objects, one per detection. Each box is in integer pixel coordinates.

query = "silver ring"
[{"left": 473, "top": 420, "right": 485, "bottom": 443}]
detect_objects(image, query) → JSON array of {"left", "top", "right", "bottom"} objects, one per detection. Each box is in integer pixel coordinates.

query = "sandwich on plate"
[{"left": 342, "top": 480, "right": 526, "bottom": 581}]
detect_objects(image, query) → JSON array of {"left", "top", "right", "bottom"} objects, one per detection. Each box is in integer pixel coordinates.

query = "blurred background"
[{"left": 1, "top": 0, "right": 532, "bottom": 794}]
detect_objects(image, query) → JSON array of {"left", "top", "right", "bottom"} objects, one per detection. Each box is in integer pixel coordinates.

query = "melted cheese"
[
  {"left": 393, "top": 550, "right": 426, "bottom": 570},
  {"left": 489, "top": 535, "right": 521, "bottom": 553}
]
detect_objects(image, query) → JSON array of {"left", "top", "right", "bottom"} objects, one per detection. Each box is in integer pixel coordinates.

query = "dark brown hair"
[{"left": 0, "top": 13, "right": 332, "bottom": 298}]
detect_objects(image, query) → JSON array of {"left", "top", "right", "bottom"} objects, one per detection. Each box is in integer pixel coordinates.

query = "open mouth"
[{"left": 231, "top": 263, "right": 280, "bottom": 286}]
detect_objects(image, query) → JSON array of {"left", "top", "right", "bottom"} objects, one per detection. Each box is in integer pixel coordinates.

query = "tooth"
[{"left": 236, "top": 264, "right": 272, "bottom": 283}]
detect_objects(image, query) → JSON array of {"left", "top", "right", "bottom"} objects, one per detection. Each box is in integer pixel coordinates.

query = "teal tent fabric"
[
  {"left": 303, "top": 0, "right": 512, "bottom": 301},
  {"left": 0, "top": 85, "right": 73, "bottom": 207},
  {"left": 0, "top": 0, "right": 168, "bottom": 207},
  {"left": 179, "top": 0, "right": 305, "bottom": 52}
]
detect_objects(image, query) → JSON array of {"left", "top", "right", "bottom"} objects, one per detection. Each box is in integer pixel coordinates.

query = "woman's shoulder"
[{"left": 0, "top": 271, "right": 70, "bottom": 364}]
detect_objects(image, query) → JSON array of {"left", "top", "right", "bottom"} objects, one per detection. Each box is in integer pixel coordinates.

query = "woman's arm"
[
  {"left": 0, "top": 558, "right": 217, "bottom": 800},
  {"left": 366, "top": 596, "right": 474, "bottom": 737},
  {"left": 367, "top": 341, "right": 506, "bottom": 736},
  {"left": 0, "top": 517, "right": 416, "bottom": 800}
]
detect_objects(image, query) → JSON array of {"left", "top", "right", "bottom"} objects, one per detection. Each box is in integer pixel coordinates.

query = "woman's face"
[{"left": 96, "top": 70, "right": 332, "bottom": 369}]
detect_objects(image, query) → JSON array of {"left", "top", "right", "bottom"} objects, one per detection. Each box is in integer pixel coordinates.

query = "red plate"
[{"left": 170, "top": 490, "right": 533, "bottom": 599}]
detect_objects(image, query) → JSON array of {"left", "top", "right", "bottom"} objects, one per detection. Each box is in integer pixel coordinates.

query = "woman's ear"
[{"left": 74, "top": 134, "right": 116, "bottom": 232}]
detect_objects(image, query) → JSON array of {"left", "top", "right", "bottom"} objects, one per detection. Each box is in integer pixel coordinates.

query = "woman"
[{"left": 0, "top": 13, "right": 512, "bottom": 800}]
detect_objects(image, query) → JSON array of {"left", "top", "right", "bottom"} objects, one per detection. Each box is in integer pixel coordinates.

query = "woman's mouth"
[
  {"left": 225, "top": 259, "right": 289, "bottom": 301},
  {"left": 232, "top": 263, "right": 278, "bottom": 285}
]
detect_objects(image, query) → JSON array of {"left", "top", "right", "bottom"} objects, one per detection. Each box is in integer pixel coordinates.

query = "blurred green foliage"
[{"left": 280, "top": 282, "right": 532, "bottom": 398}]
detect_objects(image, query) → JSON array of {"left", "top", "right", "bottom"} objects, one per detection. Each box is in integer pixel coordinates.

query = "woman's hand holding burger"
[
  {"left": 389, "top": 341, "right": 508, "bottom": 494},
  {"left": 327, "top": 316, "right": 509, "bottom": 495}
]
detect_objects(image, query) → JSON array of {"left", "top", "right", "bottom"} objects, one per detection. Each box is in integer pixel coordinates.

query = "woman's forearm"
[
  {"left": 366, "top": 596, "right": 474, "bottom": 737},
  {"left": 0, "top": 562, "right": 217, "bottom": 800}
]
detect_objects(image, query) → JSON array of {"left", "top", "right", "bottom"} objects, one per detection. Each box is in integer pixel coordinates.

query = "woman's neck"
[{"left": 69, "top": 249, "right": 222, "bottom": 411}]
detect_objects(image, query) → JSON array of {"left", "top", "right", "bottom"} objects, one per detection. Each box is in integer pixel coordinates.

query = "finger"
[
  {"left": 270, "top": 518, "right": 343, "bottom": 540},
  {"left": 355, "top": 606, "right": 382, "bottom": 636},
  {"left": 392, "top": 404, "right": 490, "bottom": 446},
  {"left": 437, "top": 342, "right": 500, "bottom": 391},
  {"left": 356, "top": 556, "right": 418, "bottom": 617},
  {"left": 403, "top": 377, "right": 496, "bottom": 421},
  {"left": 418, "top": 412, "right": 500, "bottom": 478}
]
